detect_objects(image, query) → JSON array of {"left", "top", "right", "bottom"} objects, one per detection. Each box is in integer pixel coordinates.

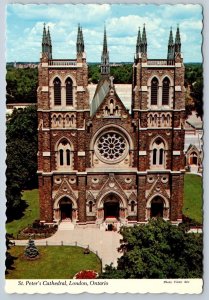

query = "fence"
[{"left": 12, "top": 240, "right": 103, "bottom": 268}]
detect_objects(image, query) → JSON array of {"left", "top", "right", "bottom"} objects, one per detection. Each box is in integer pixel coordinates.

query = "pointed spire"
[
  {"left": 103, "top": 25, "right": 108, "bottom": 54},
  {"left": 80, "top": 26, "right": 85, "bottom": 52},
  {"left": 101, "top": 25, "right": 110, "bottom": 76},
  {"left": 141, "top": 24, "right": 147, "bottom": 54},
  {"left": 168, "top": 27, "right": 174, "bottom": 45},
  {"left": 47, "top": 26, "right": 52, "bottom": 59},
  {"left": 77, "top": 24, "right": 84, "bottom": 54},
  {"left": 136, "top": 27, "right": 142, "bottom": 54},
  {"left": 167, "top": 27, "right": 174, "bottom": 61},
  {"left": 175, "top": 24, "right": 181, "bottom": 53},
  {"left": 42, "top": 23, "right": 48, "bottom": 53}
]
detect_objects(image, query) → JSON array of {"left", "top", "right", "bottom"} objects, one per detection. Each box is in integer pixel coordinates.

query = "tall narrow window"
[
  {"left": 153, "top": 148, "right": 157, "bottom": 165},
  {"left": 57, "top": 139, "right": 72, "bottom": 168},
  {"left": 66, "top": 78, "right": 73, "bottom": 106},
  {"left": 59, "top": 149, "right": 64, "bottom": 166},
  {"left": 162, "top": 78, "right": 170, "bottom": 105},
  {"left": 89, "top": 201, "right": 93, "bottom": 213},
  {"left": 66, "top": 149, "right": 70, "bottom": 165},
  {"left": 54, "top": 78, "right": 61, "bottom": 105},
  {"left": 159, "top": 149, "right": 164, "bottom": 165},
  {"left": 131, "top": 201, "right": 135, "bottom": 212},
  {"left": 151, "top": 138, "right": 166, "bottom": 167},
  {"left": 151, "top": 77, "right": 158, "bottom": 105}
]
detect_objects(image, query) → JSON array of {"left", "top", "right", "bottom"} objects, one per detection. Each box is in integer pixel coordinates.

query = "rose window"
[{"left": 96, "top": 132, "right": 128, "bottom": 163}]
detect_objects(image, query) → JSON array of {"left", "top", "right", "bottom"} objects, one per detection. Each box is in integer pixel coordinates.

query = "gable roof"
[{"left": 90, "top": 77, "right": 110, "bottom": 116}]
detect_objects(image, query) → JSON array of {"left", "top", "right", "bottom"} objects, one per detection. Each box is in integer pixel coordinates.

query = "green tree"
[
  {"left": 6, "top": 68, "right": 38, "bottom": 104},
  {"left": 6, "top": 106, "right": 38, "bottom": 221},
  {"left": 192, "top": 78, "right": 203, "bottom": 119},
  {"left": 24, "top": 239, "right": 39, "bottom": 259},
  {"left": 5, "top": 233, "right": 16, "bottom": 274},
  {"left": 101, "top": 219, "right": 202, "bottom": 279}
]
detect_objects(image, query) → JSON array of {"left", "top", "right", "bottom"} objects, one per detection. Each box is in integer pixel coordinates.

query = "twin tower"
[
  {"left": 38, "top": 22, "right": 185, "bottom": 226},
  {"left": 41, "top": 23, "right": 182, "bottom": 72}
]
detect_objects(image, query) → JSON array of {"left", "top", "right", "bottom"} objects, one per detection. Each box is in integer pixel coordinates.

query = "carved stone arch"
[
  {"left": 63, "top": 74, "right": 76, "bottom": 87},
  {"left": 160, "top": 74, "right": 174, "bottom": 86},
  {"left": 147, "top": 74, "right": 161, "bottom": 87},
  {"left": 97, "top": 190, "right": 127, "bottom": 209},
  {"left": 146, "top": 193, "right": 169, "bottom": 209},
  {"left": 49, "top": 74, "right": 63, "bottom": 86},
  {"left": 54, "top": 194, "right": 77, "bottom": 210},
  {"left": 55, "top": 136, "right": 74, "bottom": 151},
  {"left": 149, "top": 135, "right": 168, "bottom": 151}
]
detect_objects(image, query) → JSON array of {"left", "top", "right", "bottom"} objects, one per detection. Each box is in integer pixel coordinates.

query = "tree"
[
  {"left": 6, "top": 68, "right": 38, "bottom": 104},
  {"left": 24, "top": 239, "right": 39, "bottom": 259},
  {"left": 101, "top": 219, "right": 202, "bottom": 279},
  {"left": 5, "top": 233, "right": 16, "bottom": 274},
  {"left": 192, "top": 78, "right": 203, "bottom": 119},
  {"left": 6, "top": 106, "right": 38, "bottom": 221}
]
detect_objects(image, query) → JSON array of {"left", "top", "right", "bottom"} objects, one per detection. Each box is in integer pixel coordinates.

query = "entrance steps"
[
  {"left": 190, "top": 165, "right": 199, "bottom": 173},
  {"left": 59, "top": 221, "right": 75, "bottom": 231}
]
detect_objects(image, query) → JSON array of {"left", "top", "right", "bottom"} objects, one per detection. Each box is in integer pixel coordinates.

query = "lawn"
[
  {"left": 183, "top": 174, "right": 203, "bottom": 224},
  {"left": 6, "top": 189, "right": 39, "bottom": 237},
  {"left": 6, "top": 246, "right": 101, "bottom": 279}
]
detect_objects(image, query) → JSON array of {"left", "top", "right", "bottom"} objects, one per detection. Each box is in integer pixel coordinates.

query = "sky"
[{"left": 6, "top": 3, "right": 203, "bottom": 63}]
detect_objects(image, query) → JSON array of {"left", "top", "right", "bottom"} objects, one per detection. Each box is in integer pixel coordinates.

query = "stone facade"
[{"left": 37, "top": 25, "right": 185, "bottom": 226}]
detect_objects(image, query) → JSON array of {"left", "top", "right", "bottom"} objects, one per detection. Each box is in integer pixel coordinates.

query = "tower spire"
[
  {"left": 167, "top": 27, "right": 174, "bottom": 61},
  {"left": 175, "top": 24, "right": 181, "bottom": 53},
  {"left": 101, "top": 25, "right": 110, "bottom": 76},
  {"left": 80, "top": 26, "right": 85, "bottom": 52},
  {"left": 47, "top": 26, "right": 52, "bottom": 59},
  {"left": 141, "top": 24, "right": 147, "bottom": 54},
  {"left": 42, "top": 23, "right": 48, "bottom": 54},
  {"left": 76, "top": 24, "right": 82, "bottom": 54},
  {"left": 136, "top": 27, "right": 142, "bottom": 54}
]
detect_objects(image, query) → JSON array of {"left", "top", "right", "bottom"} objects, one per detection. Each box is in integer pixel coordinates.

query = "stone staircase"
[{"left": 58, "top": 220, "right": 75, "bottom": 231}]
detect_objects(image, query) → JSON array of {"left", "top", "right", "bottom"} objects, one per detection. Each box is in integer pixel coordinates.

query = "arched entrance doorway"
[
  {"left": 150, "top": 196, "right": 164, "bottom": 218},
  {"left": 189, "top": 152, "right": 198, "bottom": 165},
  {"left": 59, "top": 197, "right": 72, "bottom": 220},
  {"left": 103, "top": 194, "right": 120, "bottom": 219}
]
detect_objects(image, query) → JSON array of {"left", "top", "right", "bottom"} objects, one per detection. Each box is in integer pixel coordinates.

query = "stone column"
[
  {"left": 77, "top": 176, "right": 86, "bottom": 223},
  {"left": 137, "top": 175, "right": 146, "bottom": 222}
]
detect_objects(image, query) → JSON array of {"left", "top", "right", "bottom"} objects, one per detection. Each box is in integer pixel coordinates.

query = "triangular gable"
[
  {"left": 92, "top": 86, "right": 129, "bottom": 120},
  {"left": 186, "top": 144, "right": 199, "bottom": 155},
  {"left": 90, "top": 77, "right": 110, "bottom": 116},
  {"left": 145, "top": 176, "right": 170, "bottom": 201},
  {"left": 53, "top": 178, "right": 77, "bottom": 202},
  {"left": 96, "top": 173, "right": 128, "bottom": 203}
]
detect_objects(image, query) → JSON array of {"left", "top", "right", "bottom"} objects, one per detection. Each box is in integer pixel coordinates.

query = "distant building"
[
  {"left": 37, "top": 24, "right": 185, "bottom": 228},
  {"left": 6, "top": 103, "right": 37, "bottom": 117},
  {"left": 184, "top": 111, "right": 203, "bottom": 173}
]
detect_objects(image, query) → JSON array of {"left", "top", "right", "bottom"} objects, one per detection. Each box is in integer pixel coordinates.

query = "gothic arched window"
[
  {"left": 151, "top": 77, "right": 159, "bottom": 105},
  {"left": 54, "top": 77, "right": 61, "bottom": 106},
  {"left": 57, "top": 139, "right": 72, "bottom": 168},
  {"left": 89, "top": 201, "right": 93, "bottom": 213},
  {"left": 131, "top": 201, "right": 135, "bottom": 212},
  {"left": 66, "top": 78, "right": 73, "bottom": 106},
  {"left": 152, "top": 138, "right": 166, "bottom": 166},
  {"left": 162, "top": 77, "right": 170, "bottom": 105}
]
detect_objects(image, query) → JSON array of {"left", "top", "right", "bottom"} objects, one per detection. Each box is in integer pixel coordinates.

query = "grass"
[
  {"left": 183, "top": 174, "right": 203, "bottom": 224},
  {"left": 6, "top": 246, "right": 102, "bottom": 279},
  {"left": 6, "top": 189, "right": 39, "bottom": 237}
]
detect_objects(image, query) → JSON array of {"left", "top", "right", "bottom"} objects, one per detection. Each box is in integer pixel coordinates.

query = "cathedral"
[{"left": 37, "top": 24, "right": 185, "bottom": 229}]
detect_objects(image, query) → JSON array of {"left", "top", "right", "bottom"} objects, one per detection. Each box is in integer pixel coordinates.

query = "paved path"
[{"left": 13, "top": 228, "right": 123, "bottom": 268}]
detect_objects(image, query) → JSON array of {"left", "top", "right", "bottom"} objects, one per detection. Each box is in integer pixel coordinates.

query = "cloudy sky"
[{"left": 6, "top": 3, "right": 202, "bottom": 63}]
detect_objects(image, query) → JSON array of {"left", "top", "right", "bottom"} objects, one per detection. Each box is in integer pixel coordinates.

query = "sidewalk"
[{"left": 13, "top": 227, "right": 123, "bottom": 268}]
